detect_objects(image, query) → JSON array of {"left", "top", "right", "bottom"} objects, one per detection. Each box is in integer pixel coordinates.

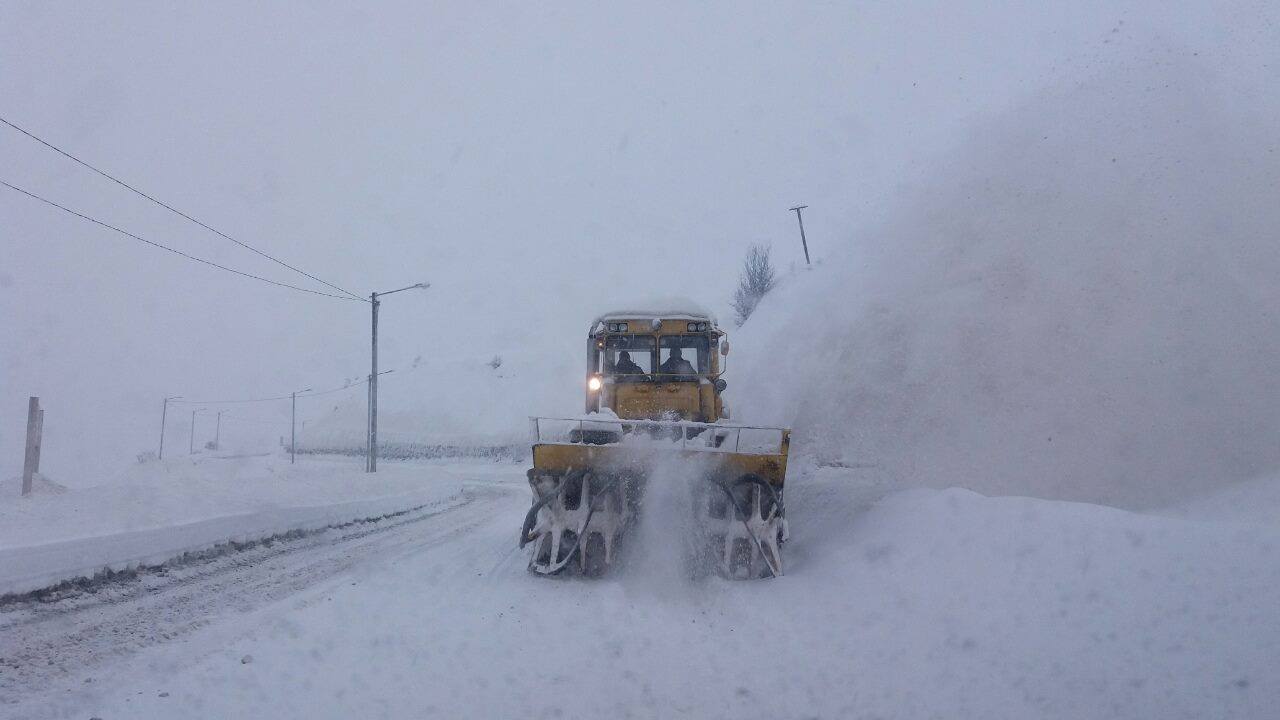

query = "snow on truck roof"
[{"left": 593, "top": 297, "right": 717, "bottom": 326}]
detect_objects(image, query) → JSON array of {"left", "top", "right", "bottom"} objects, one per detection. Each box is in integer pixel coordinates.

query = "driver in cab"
[
  {"left": 659, "top": 346, "right": 697, "bottom": 379},
  {"left": 613, "top": 351, "right": 646, "bottom": 380}
]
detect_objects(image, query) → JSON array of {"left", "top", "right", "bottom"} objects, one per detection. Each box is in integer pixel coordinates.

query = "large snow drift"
[{"left": 734, "top": 54, "right": 1280, "bottom": 507}]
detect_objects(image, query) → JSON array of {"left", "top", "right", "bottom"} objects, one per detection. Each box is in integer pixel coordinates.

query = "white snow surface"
[
  {"left": 11, "top": 463, "right": 1278, "bottom": 720},
  {"left": 0, "top": 453, "right": 472, "bottom": 595}
]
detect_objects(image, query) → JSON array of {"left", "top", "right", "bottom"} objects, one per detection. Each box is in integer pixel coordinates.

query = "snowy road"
[
  {"left": 0, "top": 478, "right": 515, "bottom": 719},
  {"left": 3, "top": 464, "right": 1278, "bottom": 720}
]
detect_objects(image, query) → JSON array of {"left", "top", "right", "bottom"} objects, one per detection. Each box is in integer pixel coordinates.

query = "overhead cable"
[
  {"left": 1, "top": 179, "right": 361, "bottom": 302},
  {"left": 0, "top": 115, "right": 366, "bottom": 301}
]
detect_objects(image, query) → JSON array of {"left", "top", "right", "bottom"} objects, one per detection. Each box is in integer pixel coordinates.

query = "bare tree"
[{"left": 731, "top": 244, "right": 777, "bottom": 326}]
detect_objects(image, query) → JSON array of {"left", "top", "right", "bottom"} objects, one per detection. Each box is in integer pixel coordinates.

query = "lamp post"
[
  {"left": 291, "top": 388, "right": 312, "bottom": 464},
  {"left": 365, "top": 369, "right": 395, "bottom": 466},
  {"left": 159, "top": 395, "right": 182, "bottom": 459},
  {"left": 368, "top": 283, "right": 428, "bottom": 472}
]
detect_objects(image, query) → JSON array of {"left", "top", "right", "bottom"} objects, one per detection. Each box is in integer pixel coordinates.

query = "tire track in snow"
[{"left": 0, "top": 484, "right": 517, "bottom": 713}]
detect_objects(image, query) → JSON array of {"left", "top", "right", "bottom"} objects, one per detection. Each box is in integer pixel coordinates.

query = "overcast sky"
[{"left": 2, "top": 1, "right": 1270, "bottom": 482}]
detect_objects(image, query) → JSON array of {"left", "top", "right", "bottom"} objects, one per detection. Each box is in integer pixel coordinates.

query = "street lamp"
[
  {"left": 291, "top": 388, "right": 312, "bottom": 464},
  {"left": 159, "top": 395, "right": 182, "bottom": 459},
  {"left": 368, "top": 282, "right": 429, "bottom": 472}
]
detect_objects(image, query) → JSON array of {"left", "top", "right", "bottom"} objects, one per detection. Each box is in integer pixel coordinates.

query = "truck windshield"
[
  {"left": 658, "top": 335, "right": 709, "bottom": 379},
  {"left": 604, "top": 335, "right": 655, "bottom": 377}
]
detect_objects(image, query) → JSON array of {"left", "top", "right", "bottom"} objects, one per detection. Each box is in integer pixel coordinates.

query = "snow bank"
[
  {"left": 0, "top": 454, "right": 473, "bottom": 595},
  {"left": 774, "top": 476, "right": 1280, "bottom": 719},
  {"left": 0, "top": 473, "right": 68, "bottom": 496},
  {"left": 733, "top": 52, "right": 1280, "bottom": 508}
]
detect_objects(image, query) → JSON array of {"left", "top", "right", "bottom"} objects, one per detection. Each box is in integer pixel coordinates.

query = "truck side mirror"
[{"left": 720, "top": 340, "right": 730, "bottom": 356}]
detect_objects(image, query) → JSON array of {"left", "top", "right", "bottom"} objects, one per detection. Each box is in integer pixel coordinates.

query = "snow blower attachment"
[{"left": 519, "top": 307, "right": 791, "bottom": 579}]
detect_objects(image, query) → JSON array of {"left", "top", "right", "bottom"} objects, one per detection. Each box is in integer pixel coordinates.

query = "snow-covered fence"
[
  {"left": 21, "top": 396, "right": 44, "bottom": 496},
  {"left": 295, "top": 441, "right": 525, "bottom": 463}
]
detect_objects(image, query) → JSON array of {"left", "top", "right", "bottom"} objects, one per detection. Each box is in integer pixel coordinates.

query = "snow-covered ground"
[
  {"left": 4, "top": 457, "right": 1278, "bottom": 720},
  {"left": 0, "top": 453, "right": 489, "bottom": 595}
]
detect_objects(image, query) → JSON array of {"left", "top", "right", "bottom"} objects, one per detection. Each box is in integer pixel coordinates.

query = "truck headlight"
[{"left": 588, "top": 376, "right": 603, "bottom": 391}]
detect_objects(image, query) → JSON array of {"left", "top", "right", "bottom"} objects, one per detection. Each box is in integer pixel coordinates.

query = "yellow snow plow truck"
[{"left": 520, "top": 305, "right": 791, "bottom": 579}]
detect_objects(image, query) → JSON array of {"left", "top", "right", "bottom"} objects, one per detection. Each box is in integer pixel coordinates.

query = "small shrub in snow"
[{"left": 731, "top": 244, "right": 777, "bottom": 326}]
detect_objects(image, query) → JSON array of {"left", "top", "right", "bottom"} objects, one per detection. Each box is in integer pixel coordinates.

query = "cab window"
[
  {"left": 604, "top": 335, "right": 655, "bottom": 376},
  {"left": 658, "top": 335, "right": 709, "bottom": 378}
]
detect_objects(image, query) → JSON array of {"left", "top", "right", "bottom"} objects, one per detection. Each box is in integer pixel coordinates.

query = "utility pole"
[
  {"left": 159, "top": 395, "right": 181, "bottom": 459},
  {"left": 369, "top": 292, "right": 379, "bottom": 472},
  {"left": 189, "top": 409, "right": 204, "bottom": 454},
  {"left": 291, "top": 388, "right": 311, "bottom": 464},
  {"left": 790, "top": 205, "right": 811, "bottom": 265},
  {"left": 367, "top": 282, "right": 428, "bottom": 473},
  {"left": 365, "top": 368, "right": 394, "bottom": 472},
  {"left": 22, "top": 396, "right": 42, "bottom": 496},
  {"left": 215, "top": 411, "right": 224, "bottom": 451}
]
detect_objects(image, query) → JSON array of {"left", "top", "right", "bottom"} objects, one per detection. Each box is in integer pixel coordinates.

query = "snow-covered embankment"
[{"left": 0, "top": 454, "right": 481, "bottom": 596}]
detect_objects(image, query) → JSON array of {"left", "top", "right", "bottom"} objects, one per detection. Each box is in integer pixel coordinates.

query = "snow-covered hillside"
[{"left": 733, "top": 54, "right": 1280, "bottom": 508}]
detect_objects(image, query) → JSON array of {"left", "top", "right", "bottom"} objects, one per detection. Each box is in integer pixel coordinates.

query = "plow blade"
[{"left": 520, "top": 418, "right": 789, "bottom": 579}]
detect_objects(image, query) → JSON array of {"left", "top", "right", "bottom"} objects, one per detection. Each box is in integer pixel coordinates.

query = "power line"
[
  {"left": 169, "top": 393, "right": 296, "bottom": 405},
  {"left": 1, "top": 178, "right": 361, "bottom": 302},
  {"left": 170, "top": 375, "right": 382, "bottom": 405},
  {"left": 0, "top": 115, "right": 366, "bottom": 302},
  {"left": 301, "top": 382, "right": 374, "bottom": 399}
]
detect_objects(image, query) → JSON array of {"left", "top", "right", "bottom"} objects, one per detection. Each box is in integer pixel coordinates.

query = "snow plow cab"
[{"left": 520, "top": 306, "right": 790, "bottom": 579}]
